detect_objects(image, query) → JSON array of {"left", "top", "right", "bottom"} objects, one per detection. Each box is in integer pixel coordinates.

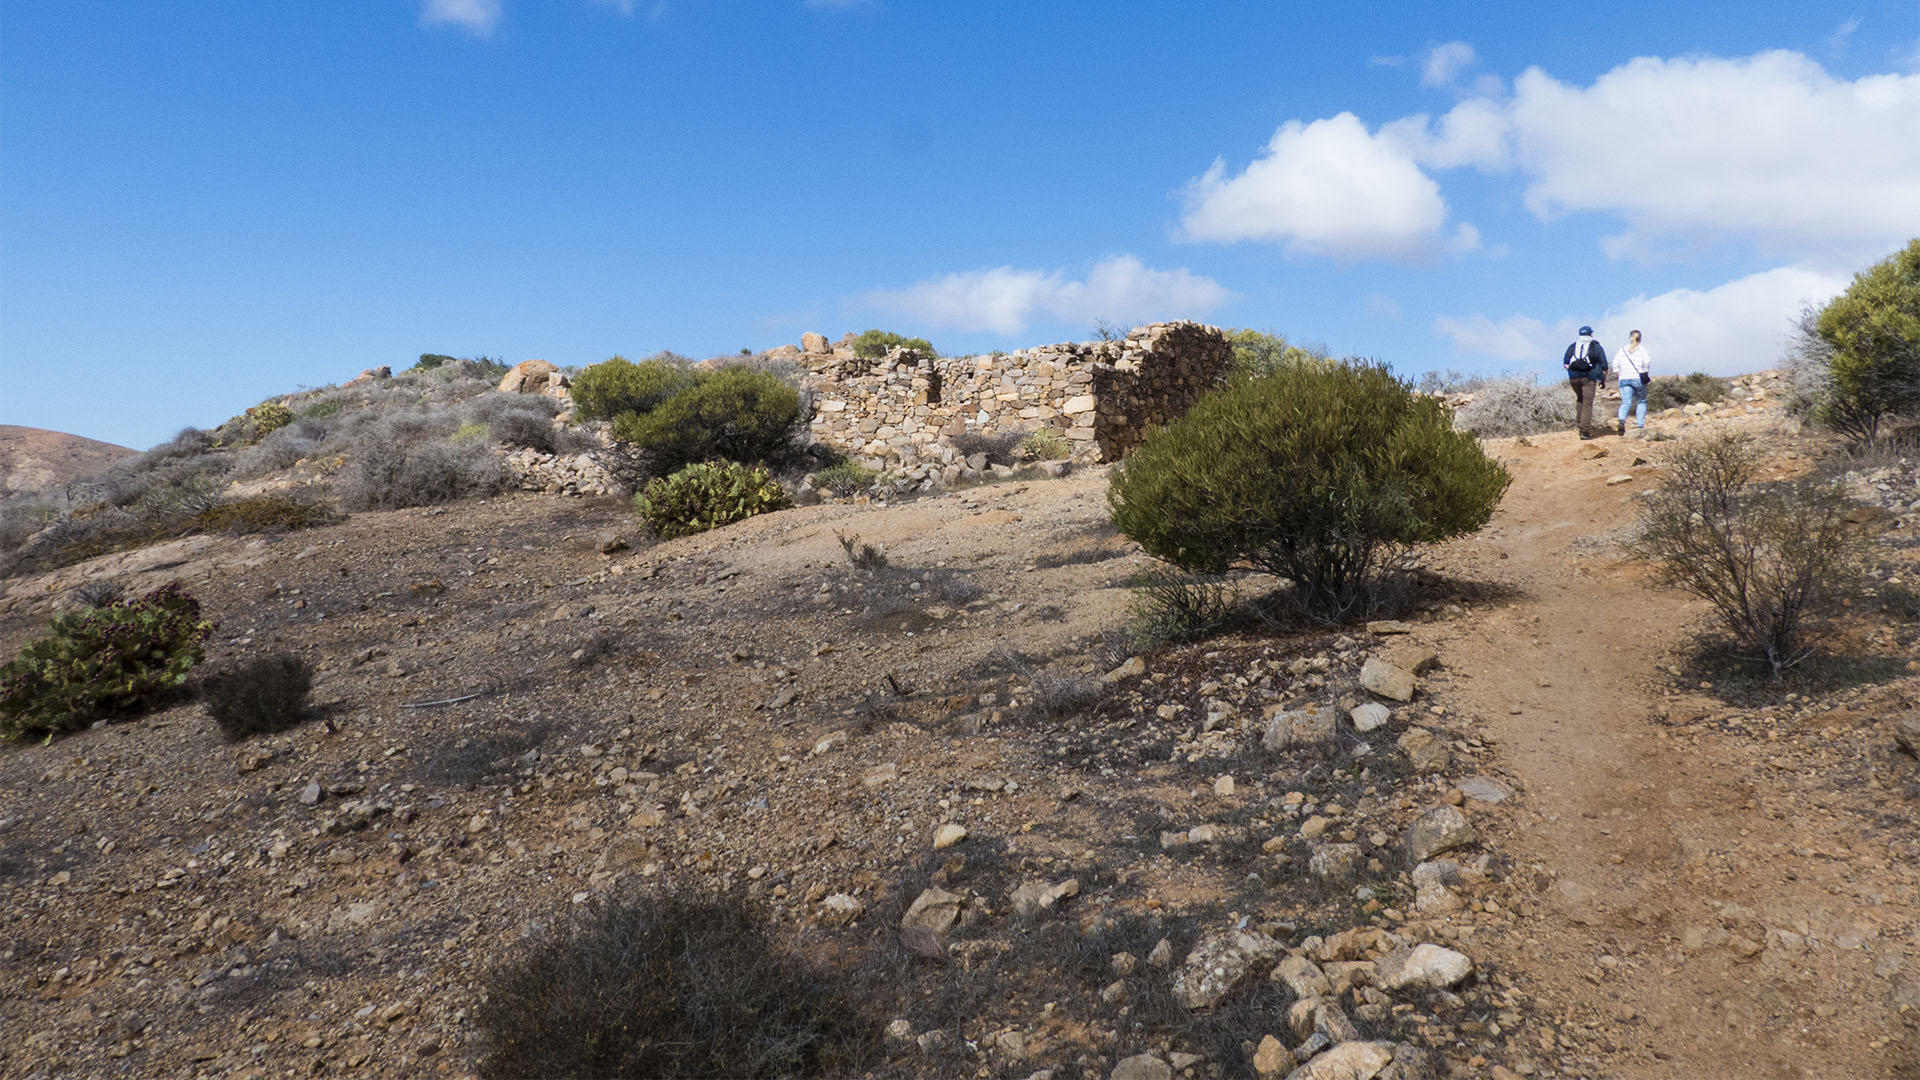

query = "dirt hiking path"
[{"left": 1431, "top": 426, "right": 1914, "bottom": 1079}]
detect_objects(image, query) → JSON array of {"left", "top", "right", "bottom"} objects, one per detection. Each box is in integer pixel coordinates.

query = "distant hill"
[{"left": 0, "top": 425, "right": 138, "bottom": 495}]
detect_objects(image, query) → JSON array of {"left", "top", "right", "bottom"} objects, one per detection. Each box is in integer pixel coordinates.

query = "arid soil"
[
  {"left": 0, "top": 427, "right": 137, "bottom": 496},
  {"left": 0, "top": 392, "right": 1915, "bottom": 1079}
]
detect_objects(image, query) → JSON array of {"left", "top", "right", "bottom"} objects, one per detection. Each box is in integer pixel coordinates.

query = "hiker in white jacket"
[{"left": 1615, "top": 329, "right": 1652, "bottom": 435}]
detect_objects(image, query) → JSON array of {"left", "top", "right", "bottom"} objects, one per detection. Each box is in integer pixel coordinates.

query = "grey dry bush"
[
  {"left": 836, "top": 530, "right": 888, "bottom": 570},
  {"left": 1450, "top": 375, "right": 1574, "bottom": 438},
  {"left": 339, "top": 408, "right": 503, "bottom": 510},
  {"left": 1126, "top": 564, "right": 1241, "bottom": 649},
  {"left": 1629, "top": 431, "right": 1867, "bottom": 679},
  {"left": 201, "top": 654, "right": 316, "bottom": 741},
  {"left": 474, "top": 884, "right": 878, "bottom": 1079}
]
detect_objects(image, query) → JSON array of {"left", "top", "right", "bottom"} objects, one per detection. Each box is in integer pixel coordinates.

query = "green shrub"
[
  {"left": 1629, "top": 431, "right": 1865, "bottom": 680},
  {"left": 635, "top": 460, "right": 791, "bottom": 539},
  {"left": 236, "top": 401, "right": 295, "bottom": 445},
  {"left": 1451, "top": 375, "right": 1574, "bottom": 437},
  {"left": 814, "top": 461, "right": 876, "bottom": 496},
  {"left": 474, "top": 885, "right": 877, "bottom": 1080},
  {"left": 300, "top": 399, "right": 345, "bottom": 420},
  {"left": 414, "top": 353, "right": 459, "bottom": 371},
  {"left": 1811, "top": 238, "right": 1920, "bottom": 447},
  {"left": 1016, "top": 429, "right": 1071, "bottom": 462},
  {"left": 1225, "top": 328, "right": 1324, "bottom": 381},
  {"left": 612, "top": 368, "right": 807, "bottom": 474},
  {"left": 1108, "top": 360, "right": 1510, "bottom": 622},
  {"left": 0, "top": 583, "right": 214, "bottom": 741},
  {"left": 202, "top": 653, "right": 315, "bottom": 741},
  {"left": 851, "top": 329, "right": 936, "bottom": 359},
  {"left": 570, "top": 354, "right": 696, "bottom": 423},
  {"left": 1645, "top": 372, "right": 1729, "bottom": 412}
]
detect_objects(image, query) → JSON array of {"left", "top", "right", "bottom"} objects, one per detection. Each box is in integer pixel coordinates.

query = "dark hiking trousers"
[{"left": 1570, "top": 378, "right": 1598, "bottom": 436}]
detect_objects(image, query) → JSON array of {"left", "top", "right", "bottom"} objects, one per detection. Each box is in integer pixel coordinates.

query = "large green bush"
[
  {"left": 635, "top": 460, "right": 792, "bottom": 539},
  {"left": 1813, "top": 238, "right": 1920, "bottom": 446},
  {"left": 0, "top": 583, "right": 214, "bottom": 741},
  {"left": 611, "top": 368, "right": 807, "bottom": 473},
  {"left": 569, "top": 354, "right": 696, "bottom": 423},
  {"left": 1108, "top": 361, "right": 1510, "bottom": 621},
  {"left": 851, "top": 329, "right": 935, "bottom": 359}
]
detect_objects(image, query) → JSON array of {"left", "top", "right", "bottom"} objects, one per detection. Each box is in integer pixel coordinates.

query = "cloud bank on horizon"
[{"left": 866, "top": 40, "right": 1917, "bottom": 375}]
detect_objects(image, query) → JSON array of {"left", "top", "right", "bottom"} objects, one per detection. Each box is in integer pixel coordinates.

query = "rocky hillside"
[
  {"left": 0, "top": 381, "right": 1915, "bottom": 1080},
  {"left": 0, "top": 426, "right": 137, "bottom": 495}
]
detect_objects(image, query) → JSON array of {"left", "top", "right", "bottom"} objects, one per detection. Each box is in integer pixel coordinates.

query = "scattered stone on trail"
[
  {"left": 1103, "top": 656, "right": 1146, "bottom": 683},
  {"left": 818, "top": 893, "right": 865, "bottom": 926},
  {"left": 902, "top": 887, "right": 964, "bottom": 934},
  {"left": 1379, "top": 642, "right": 1437, "bottom": 675},
  {"left": 1349, "top": 702, "right": 1391, "bottom": 732},
  {"left": 1011, "top": 878, "right": 1079, "bottom": 917},
  {"left": 1264, "top": 703, "right": 1338, "bottom": 750},
  {"left": 1309, "top": 843, "right": 1362, "bottom": 883},
  {"left": 1404, "top": 805, "right": 1476, "bottom": 862},
  {"left": 1273, "top": 955, "right": 1333, "bottom": 998},
  {"left": 1172, "top": 927, "right": 1284, "bottom": 1009},
  {"left": 1359, "top": 657, "right": 1416, "bottom": 702},
  {"left": 1374, "top": 943, "right": 1473, "bottom": 992},
  {"left": 1111, "top": 1053, "right": 1173, "bottom": 1080},
  {"left": 1283, "top": 1040, "right": 1395, "bottom": 1080},
  {"left": 1455, "top": 776, "right": 1514, "bottom": 804},
  {"left": 1606, "top": 473, "right": 1635, "bottom": 485},
  {"left": 1396, "top": 727, "right": 1451, "bottom": 773},
  {"left": 1253, "top": 1034, "right": 1290, "bottom": 1078},
  {"left": 1894, "top": 711, "right": 1920, "bottom": 756},
  {"left": 298, "top": 780, "right": 323, "bottom": 806},
  {"left": 932, "top": 823, "right": 967, "bottom": 849},
  {"left": 1366, "top": 620, "right": 1414, "bottom": 635}
]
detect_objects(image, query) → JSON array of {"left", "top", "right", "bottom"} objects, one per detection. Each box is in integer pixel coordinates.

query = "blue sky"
[{"left": 3, "top": 1, "right": 1918, "bottom": 450}]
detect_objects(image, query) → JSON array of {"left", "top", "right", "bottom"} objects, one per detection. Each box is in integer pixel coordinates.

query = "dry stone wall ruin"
[{"left": 800, "top": 321, "right": 1231, "bottom": 481}]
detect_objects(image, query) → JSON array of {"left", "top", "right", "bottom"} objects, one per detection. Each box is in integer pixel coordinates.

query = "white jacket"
[{"left": 1616, "top": 342, "right": 1651, "bottom": 381}]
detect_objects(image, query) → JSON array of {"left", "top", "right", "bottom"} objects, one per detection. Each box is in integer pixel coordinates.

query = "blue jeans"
[{"left": 1618, "top": 377, "right": 1648, "bottom": 427}]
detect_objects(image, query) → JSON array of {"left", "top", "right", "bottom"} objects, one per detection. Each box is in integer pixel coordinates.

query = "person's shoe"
[
  {"left": 1617, "top": 419, "right": 1626, "bottom": 436},
  {"left": 1579, "top": 431, "right": 1594, "bottom": 440}
]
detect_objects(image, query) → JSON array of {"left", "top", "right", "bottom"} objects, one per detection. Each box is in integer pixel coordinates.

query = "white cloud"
[
  {"left": 1178, "top": 113, "right": 1464, "bottom": 263},
  {"left": 1435, "top": 264, "right": 1849, "bottom": 373},
  {"left": 421, "top": 0, "right": 502, "bottom": 35},
  {"left": 1422, "top": 41, "right": 1477, "bottom": 89},
  {"left": 860, "top": 255, "right": 1237, "bottom": 336},
  {"left": 1828, "top": 16, "right": 1862, "bottom": 56},
  {"left": 1432, "top": 313, "right": 1557, "bottom": 364},
  {"left": 1502, "top": 52, "right": 1920, "bottom": 259},
  {"left": 1598, "top": 264, "right": 1849, "bottom": 375}
]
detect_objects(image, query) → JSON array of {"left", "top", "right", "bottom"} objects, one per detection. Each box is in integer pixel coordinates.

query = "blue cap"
[{"left": 1578, "top": 325, "right": 1593, "bottom": 336}]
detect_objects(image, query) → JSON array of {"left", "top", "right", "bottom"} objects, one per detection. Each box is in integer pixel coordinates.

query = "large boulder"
[
  {"left": 801, "top": 331, "right": 831, "bottom": 355},
  {"left": 499, "top": 359, "right": 569, "bottom": 398}
]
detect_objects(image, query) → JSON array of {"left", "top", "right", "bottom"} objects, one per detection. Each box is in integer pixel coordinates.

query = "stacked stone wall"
[{"left": 802, "top": 321, "right": 1230, "bottom": 485}]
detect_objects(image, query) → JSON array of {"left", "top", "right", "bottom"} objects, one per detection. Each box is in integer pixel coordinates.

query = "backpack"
[{"left": 1566, "top": 338, "right": 1593, "bottom": 375}]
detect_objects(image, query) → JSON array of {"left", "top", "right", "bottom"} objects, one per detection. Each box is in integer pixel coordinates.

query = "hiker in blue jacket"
[{"left": 1563, "top": 326, "right": 1608, "bottom": 439}]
